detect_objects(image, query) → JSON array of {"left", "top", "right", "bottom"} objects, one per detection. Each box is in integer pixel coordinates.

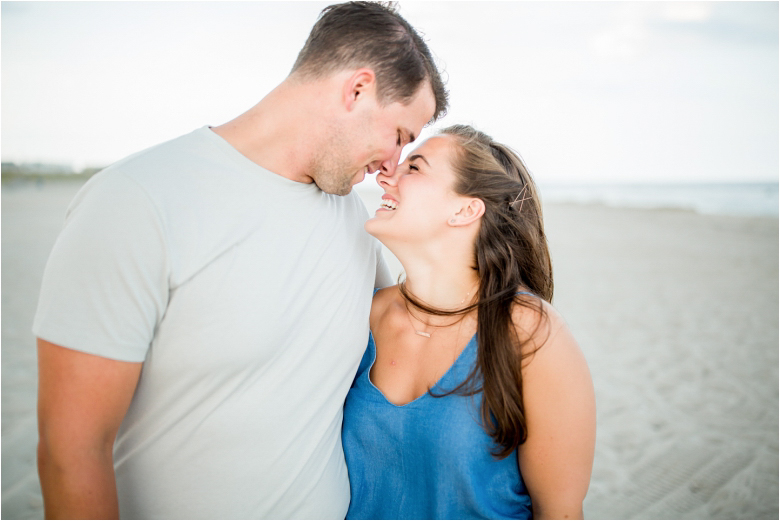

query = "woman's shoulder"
[
  {"left": 510, "top": 291, "right": 577, "bottom": 363},
  {"left": 369, "top": 285, "right": 400, "bottom": 330}
]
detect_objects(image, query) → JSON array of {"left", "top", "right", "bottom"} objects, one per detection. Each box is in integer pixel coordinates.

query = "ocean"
[
  {"left": 357, "top": 181, "right": 779, "bottom": 218},
  {"left": 538, "top": 182, "right": 779, "bottom": 218}
]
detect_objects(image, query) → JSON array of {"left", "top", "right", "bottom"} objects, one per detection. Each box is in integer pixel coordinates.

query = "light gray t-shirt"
[{"left": 33, "top": 126, "right": 391, "bottom": 519}]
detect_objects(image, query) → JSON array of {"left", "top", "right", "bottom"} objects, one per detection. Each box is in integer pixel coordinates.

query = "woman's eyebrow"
[{"left": 407, "top": 154, "right": 430, "bottom": 167}]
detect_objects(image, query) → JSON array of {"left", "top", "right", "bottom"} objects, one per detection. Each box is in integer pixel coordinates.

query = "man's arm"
[
  {"left": 374, "top": 243, "right": 395, "bottom": 289},
  {"left": 37, "top": 338, "right": 143, "bottom": 519}
]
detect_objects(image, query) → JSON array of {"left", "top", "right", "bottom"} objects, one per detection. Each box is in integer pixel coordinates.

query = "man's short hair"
[{"left": 291, "top": 1, "right": 448, "bottom": 122}]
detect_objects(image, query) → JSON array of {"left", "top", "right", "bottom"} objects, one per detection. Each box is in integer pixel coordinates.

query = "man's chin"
[{"left": 313, "top": 179, "right": 353, "bottom": 196}]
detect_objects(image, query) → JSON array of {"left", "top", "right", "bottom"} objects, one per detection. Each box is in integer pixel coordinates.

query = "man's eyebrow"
[
  {"left": 407, "top": 154, "right": 430, "bottom": 167},
  {"left": 402, "top": 128, "right": 416, "bottom": 143}
]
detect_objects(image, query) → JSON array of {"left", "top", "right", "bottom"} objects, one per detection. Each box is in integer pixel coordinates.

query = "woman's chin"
[
  {"left": 364, "top": 219, "right": 399, "bottom": 251},
  {"left": 364, "top": 217, "right": 385, "bottom": 240}
]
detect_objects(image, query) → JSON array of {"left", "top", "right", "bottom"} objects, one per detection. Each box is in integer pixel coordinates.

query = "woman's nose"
[{"left": 376, "top": 169, "right": 396, "bottom": 190}]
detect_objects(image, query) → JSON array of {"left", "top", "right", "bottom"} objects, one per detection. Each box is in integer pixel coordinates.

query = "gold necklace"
[
  {"left": 406, "top": 307, "right": 432, "bottom": 338},
  {"left": 405, "top": 290, "right": 473, "bottom": 338}
]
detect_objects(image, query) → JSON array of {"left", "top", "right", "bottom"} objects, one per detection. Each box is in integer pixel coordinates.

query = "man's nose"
[
  {"left": 376, "top": 151, "right": 404, "bottom": 189},
  {"left": 378, "top": 146, "right": 403, "bottom": 178}
]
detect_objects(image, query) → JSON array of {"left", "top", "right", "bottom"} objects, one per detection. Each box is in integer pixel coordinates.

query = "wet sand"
[{"left": 2, "top": 180, "right": 778, "bottom": 519}]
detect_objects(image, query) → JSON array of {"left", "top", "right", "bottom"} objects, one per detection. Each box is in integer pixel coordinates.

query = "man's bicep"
[{"left": 37, "top": 338, "right": 143, "bottom": 448}]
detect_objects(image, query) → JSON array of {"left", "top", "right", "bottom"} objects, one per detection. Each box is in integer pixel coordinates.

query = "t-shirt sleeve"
[
  {"left": 32, "top": 171, "right": 169, "bottom": 362},
  {"left": 374, "top": 243, "right": 393, "bottom": 289}
]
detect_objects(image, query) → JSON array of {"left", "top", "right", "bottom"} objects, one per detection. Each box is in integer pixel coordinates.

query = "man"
[{"left": 34, "top": 2, "right": 448, "bottom": 518}]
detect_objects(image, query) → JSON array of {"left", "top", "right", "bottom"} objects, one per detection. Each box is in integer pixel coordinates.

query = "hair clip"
[{"left": 509, "top": 184, "right": 532, "bottom": 212}]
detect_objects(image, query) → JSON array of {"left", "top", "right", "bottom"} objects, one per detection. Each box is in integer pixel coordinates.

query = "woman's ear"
[{"left": 448, "top": 198, "right": 485, "bottom": 226}]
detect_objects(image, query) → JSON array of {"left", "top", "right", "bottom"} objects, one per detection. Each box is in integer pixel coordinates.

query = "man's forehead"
[
  {"left": 397, "top": 85, "right": 436, "bottom": 130},
  {"left": 401, "top": 127, "right": 417, "bottom": 143},
  {"left": 402, "top": 107, "right": 434, "bottom": 142},
  {"left": 416, "top": 83, "right": 438, "bottom": 126}
]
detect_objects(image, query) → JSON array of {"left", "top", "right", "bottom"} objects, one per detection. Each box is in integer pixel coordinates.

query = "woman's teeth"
[{"left": 380, "top": 199, "right": 397, "bottom": 211}]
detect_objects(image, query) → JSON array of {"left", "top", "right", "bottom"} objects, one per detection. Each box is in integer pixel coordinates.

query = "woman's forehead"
[{"left": 408, "top": 134, "right": 453, "bottom": 163}]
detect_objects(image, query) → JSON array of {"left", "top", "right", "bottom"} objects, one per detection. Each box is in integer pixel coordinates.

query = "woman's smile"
[{"left": 379, "top": 194, "right": 399, "bottom": 212}]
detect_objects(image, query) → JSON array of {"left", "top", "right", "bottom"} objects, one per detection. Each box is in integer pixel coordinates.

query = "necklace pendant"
[{"left": 415, "top": 330, "right": 431, "bottom": 338}]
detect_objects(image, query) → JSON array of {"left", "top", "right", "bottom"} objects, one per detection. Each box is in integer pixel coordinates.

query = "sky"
[{"left": 1, "top": 1, "right": 778, "bottom": 184}]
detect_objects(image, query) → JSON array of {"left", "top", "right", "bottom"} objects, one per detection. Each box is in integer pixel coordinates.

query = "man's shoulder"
[
  {"left": 100, "top": 127, "right": 213, "bottom": 184},
  {"left": 335, "top": 190, "right": 372, "bottom": 223},
  {"left": 88, "top": 126, "right": 271, "bottom": 217}
]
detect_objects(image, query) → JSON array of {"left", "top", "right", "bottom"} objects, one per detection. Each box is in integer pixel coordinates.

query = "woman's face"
[{"left": 365, "top": 135, "right": 465, "bottom": 245}]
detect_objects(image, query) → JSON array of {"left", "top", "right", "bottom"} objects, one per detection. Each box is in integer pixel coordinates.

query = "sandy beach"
[{"left": 2, "top": 179, "right": 777, "bottom": 519}]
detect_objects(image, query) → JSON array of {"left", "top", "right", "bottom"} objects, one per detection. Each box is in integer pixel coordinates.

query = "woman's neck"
[{"left": 396, "top": 245, "right": 480, "bottom": 314}]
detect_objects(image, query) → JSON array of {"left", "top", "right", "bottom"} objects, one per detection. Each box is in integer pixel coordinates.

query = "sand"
[{"left": 2, "top": 179, "right": 778, "bottom": 519}]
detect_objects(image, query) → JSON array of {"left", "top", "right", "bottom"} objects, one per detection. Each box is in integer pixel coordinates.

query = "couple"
[{"left": 34, "top": 2, "right": 595, "bottom": 519}]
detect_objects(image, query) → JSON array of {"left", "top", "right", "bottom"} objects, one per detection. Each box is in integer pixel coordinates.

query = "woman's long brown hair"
[{"left": 399, "top": 124, "right": 554, "bottom": 459}]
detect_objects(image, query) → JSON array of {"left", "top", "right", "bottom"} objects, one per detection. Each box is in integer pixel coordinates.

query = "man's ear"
[
  {"left": 343, "top": 68, "right": 377, "bottom": 111},
  {"left": 448, "top": 198, "right": 485, "bottom": 226}
]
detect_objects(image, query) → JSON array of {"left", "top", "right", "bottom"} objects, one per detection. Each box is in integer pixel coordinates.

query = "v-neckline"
[{"left": 365, "top": 330, "right": 477, "bottom": 408}]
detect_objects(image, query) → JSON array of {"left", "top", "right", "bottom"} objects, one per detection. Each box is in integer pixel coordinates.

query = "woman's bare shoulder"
[
  {"left": 370, "top": 285, "right": 400, "bottom": 329},
  {"left": 513, "top": 295, "right": 596, "bottom": 518},
  {"left": 511, "top": 293, "right": 578, "bottom": 363}
]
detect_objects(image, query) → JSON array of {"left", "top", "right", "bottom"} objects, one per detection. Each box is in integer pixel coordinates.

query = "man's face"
[{"left": 311, "top": 83, "right": 436, "bottom": 196}]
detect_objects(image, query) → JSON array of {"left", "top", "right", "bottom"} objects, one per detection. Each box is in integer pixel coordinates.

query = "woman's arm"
[{"left": 515, "top": 303, "right": 596, "bottom": 519}]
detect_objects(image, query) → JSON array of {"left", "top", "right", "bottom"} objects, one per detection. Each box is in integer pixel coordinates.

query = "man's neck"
[{"left": 211, "top": 78, "right": 333, "bottom": 183}]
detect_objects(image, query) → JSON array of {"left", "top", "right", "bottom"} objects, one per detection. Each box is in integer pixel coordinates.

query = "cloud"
[
  {"left": 589, "top": 2, "right": 778, "bottom": 63},
  {"left": 654, "top": 2, "right": 779, "bottom": 46},
  {"left": 661, "top": 2, "right": 713, "bottom": 23},
  {"left": 2, "top": 1, "right": 776, "bottom": 182}
]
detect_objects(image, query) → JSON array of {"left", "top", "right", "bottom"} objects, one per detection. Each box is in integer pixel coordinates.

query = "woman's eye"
[{"left": 408, "top": 164, "right": 419, "bottom": 172}]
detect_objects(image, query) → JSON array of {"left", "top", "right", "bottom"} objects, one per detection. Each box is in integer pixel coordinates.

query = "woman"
[{"left": 342, "top": 125, "right": 596, "bottom": 519}]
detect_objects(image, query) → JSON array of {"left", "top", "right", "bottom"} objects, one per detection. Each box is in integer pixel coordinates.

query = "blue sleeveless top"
[{"left": 342, "top": 331, "right": 533, "bottom": 519}]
